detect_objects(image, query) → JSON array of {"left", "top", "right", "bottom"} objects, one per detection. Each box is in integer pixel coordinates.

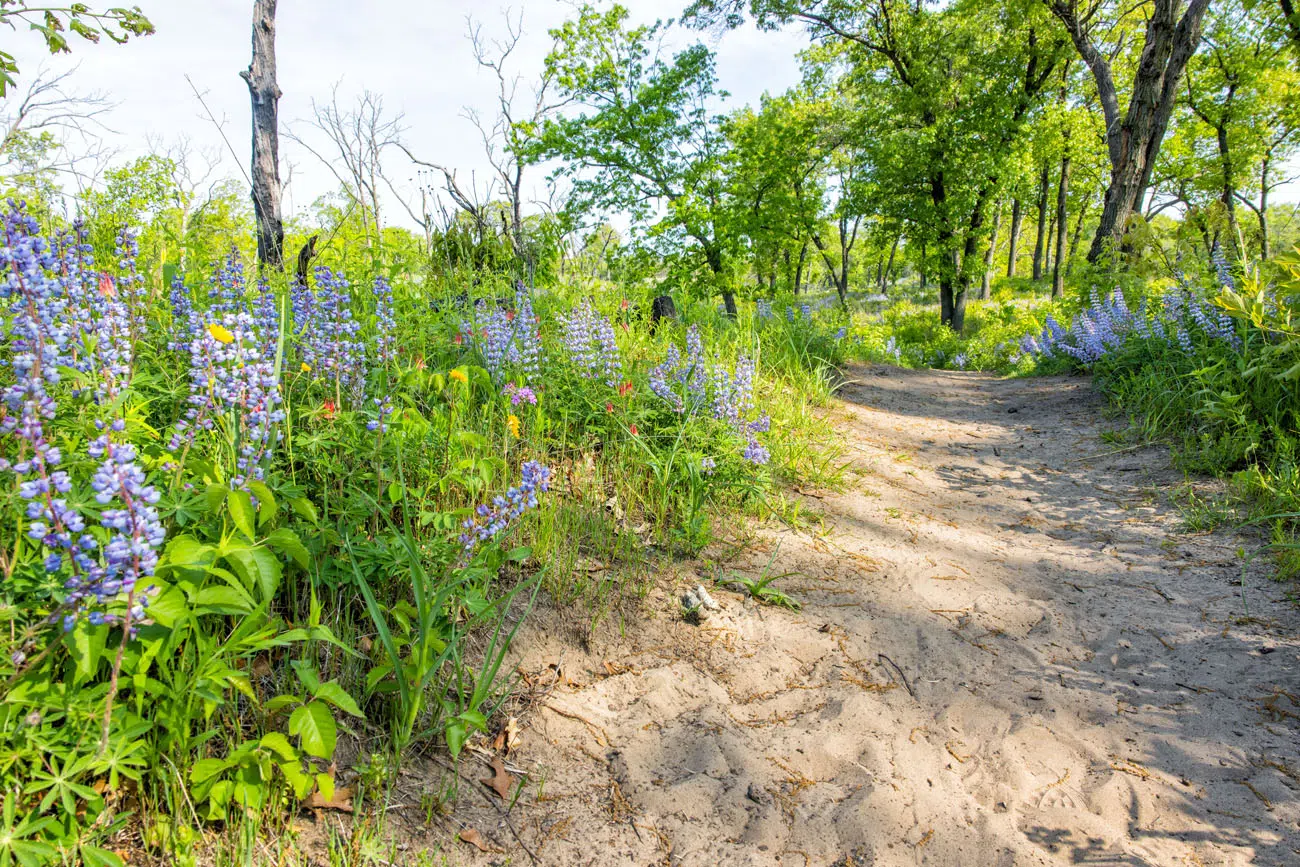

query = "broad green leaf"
[
  {"left": 313, "top": 681, "right": 364, "bottom": 718},
  {"left": 266, "top": 528, "right": 310, "bottom": 569},
  {"left": 288, "top": 700, "right": 336, "bottom": 759},
  {"left": 195, "top": 584, "right": 253, "bottom": 615},
  {"left": 228, "top": 489, "right": 256, "bottom": 539},
  {"left": 259, "top": 732, "right": 297, "bottom": 761},
  {"left": 248, "top": 481, "right": 278, "bottom": 527}
]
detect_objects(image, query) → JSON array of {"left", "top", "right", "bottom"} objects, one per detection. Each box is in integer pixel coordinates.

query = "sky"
[{"left": 7, "top": 1, "right": 808, "bottom": 229}]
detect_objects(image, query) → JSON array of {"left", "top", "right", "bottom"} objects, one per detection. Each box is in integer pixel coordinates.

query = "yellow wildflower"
[
  {"left": 206, "top": 323, "right": 234, "bottom": 344},
  {"left": 300, "top": 362, "right": 312, "bottom": 373},
  {"left": 507, "top": 414, "right": 520, "bottom": 438},
  {"left": 449, "top": 369, "right": 469, "bottom": 385}
]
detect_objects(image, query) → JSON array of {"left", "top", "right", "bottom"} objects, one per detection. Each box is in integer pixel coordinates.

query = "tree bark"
[
  {"left": 1033, "top": 165, "right": 1050, "bottom": 280},
  {"left": 1067, "top": 195, "right": 1089, "bottom": 276},
  {"left": 1046, "top": 0, "right": 1211, "bottom": 263},
  {"left": 1258, "top": 155, "right": 1272, "bottom": 259},
  {"left": 1006, "top": 198, "right": 1023, "bottom": 277},
  {"left": 1215, "top": 122, "right": 1242, "bottom": 255},
  {"left": 1053, "top": 154, "right": 1071, "bottom": 298},
  {"left": 240, "top": 0, "right": 284, "bottom": 271},
  {"left": 1282, "top": 0, "right": 1300, "bottom": 54},
  {"left": 883, "top": 234, "right": 899, "bottom": 293},
  {"left": 981, "top": 202, "right": 1002, "bottom": 300}
]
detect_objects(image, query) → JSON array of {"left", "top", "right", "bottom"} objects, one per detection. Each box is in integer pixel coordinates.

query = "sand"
[{"left": 441, "top": 366, "right": 1300, "bottom": 866}]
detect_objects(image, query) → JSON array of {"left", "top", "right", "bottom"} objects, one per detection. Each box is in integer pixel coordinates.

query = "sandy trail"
[{"left": 448, "top": 366, "right": 1300, "bottom": 866}]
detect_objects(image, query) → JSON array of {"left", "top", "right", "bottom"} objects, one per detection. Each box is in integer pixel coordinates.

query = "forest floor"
[{"left": 392, "top": 366, "right": 1300, "bottom": 866}]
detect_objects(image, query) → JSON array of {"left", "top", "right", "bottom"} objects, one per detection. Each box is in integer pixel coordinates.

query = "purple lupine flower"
[
  {"left": 168, "top": 273, "right": 197, "bottom": 353},
  {"left": 756, "top": 299, "right": 772, "bottom": 320},
  {"left": 953, "top": 352, "right": 968, "bottom": 370},
  {"left": 373, "top": 275, "right": 395, "bottom": 366},
  {"left": 366, "top": 396, "right": 393, "bottom": 433},
  {"left": 701, "top": 457, "right": 716, "bottom": 475},
  {"left": 510, "top": 283, "right": 543, "bottom": 380},
  {"left": 459, "top": 460, "right": 551, "bottom": 561},
  {"left": 743, "top": 440, "right": 771, "bottom": 465},
  {"left": 557, "top": 300, "right": 621, "bottom": 387},
  {"left": 302, "top": 267, "right": 365, "bottom": 402},
  {"left": 1211, "top": 241, "right": 1235, "bottom": 291},
  {"left": 170, "top": 311, "right": 285, "bottom": 490}
]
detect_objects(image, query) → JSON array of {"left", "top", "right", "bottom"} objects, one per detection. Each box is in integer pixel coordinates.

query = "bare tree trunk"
[
  {"left": 981, "top": 202, "right": 1002, "bottom": 300},
  {"left": 1066, "top": 194, "right": 1090, "bottom": 276},
  {"left": 1047, "top": 0, "right": 1210, "bottom": 263},
  {"left": 1053, "top": 154, "right": 1071, "bottom": 298},
  {"left": 240, "top": 0, "right": 284, "bottom": 270},
  {"left": 1258, "top": 155, "right": 1272, "bottom": 259},
  {"left": 1033, "top": 165, "right": 1050, "bottom": 280},
  {"left": 1282, "top": 0, "right": 1300, "bottom": 54},
  {"left": 1216, "top": 123, "right": 1242, "bottom": 255},
  {"left": 794, "top": 240, "right": 808, "bottom": 295},
  {"left": 1006, "top": 198, "right": 1023, "bottom": 277},
  {"left": 883, "top": 235, "right": 899, "bottom": 293}
]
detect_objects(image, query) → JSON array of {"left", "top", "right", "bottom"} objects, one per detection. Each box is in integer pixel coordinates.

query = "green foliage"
[{"left": 0, "top": 3, "right": 154, "bottom": 96}]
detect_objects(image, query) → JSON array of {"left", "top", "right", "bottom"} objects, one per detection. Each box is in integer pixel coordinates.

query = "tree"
[
  {"left": 0, "top": 3, "right": 153, "bottom": 96},
  {"left": 1182, "top": 0, "right": 1296, "bottom": 258},
  {"left": 462, "top": 9, "right": 566, "bottom": 277},
  {"left": 691, "top": 1, "right": 1064, "bottom": 331},
  {"left": 1044, "top": 0, "right": 1211, "bottom": 263},
  {"left": 240, "top": 0, "right": 284, "bottom": 270},
  {"left": 529, "top": 4, "right": 740, "bottom": 313}
]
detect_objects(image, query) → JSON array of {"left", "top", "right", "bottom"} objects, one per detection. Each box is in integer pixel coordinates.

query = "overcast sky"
[{"left": 8, "top": 1, "right": 807, "bottom": 228}]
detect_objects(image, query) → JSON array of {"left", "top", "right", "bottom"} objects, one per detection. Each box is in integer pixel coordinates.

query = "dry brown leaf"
[
  {"left": 358, "top": 635, "right": 373, "bottom": 654},
  {"left": 305, "top": 785, "right": 353, "bottom": 813},
  {"left": 481, "top": 755, "right": 515, "bottom": 800},
  {"left": 504, "top": 716, "right": 521, "bottom": 754},
  {"left": 458, "top": 827, "right": 503, "bottom": 853},
  {"left": 252, "top": 655, "right": 273, "bottom": 677}
]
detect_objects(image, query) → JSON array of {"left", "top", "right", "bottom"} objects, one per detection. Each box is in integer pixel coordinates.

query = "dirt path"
[{"left": 448, "top": 366, "right": 1300, "bottom": 866}]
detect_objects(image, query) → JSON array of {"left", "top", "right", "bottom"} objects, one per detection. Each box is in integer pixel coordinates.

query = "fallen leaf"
[
  {"left": 358, "top": 636, "right": 373, "bottom": 654},
  {"left": 305, "top": 785, "right": 353, "bottom": 813},
  {"left": 458, "top": 827, "right": 503, "bottom": 853},
  {"left": 480, "top": 756, "right": 515, "bottom": 800},
  {"left": 504, "top": 716, "right": 521, "bottom": 753},
  {"left": 252, "top": 655, "right": 273, "bottom": 677}
]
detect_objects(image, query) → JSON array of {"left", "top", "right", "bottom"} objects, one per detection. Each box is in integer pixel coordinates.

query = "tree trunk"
[
  {"left": 240, "top": 0, "right": 284, "bottom": 271},
  {"left": 883, "top": 235, "right": 899, "bottom": 293},
  {"left": 1067, "top": 195, "right": 1090, "bottom": 276},
  {"left": 1282, "top": 0, "right": 1300, "bottom": 54},
  {"left": 1258, "top": 155, "right": 1272, "bottom": 259},
  {"left": 1215, "top": 123, "right": 1242, "bottom": 255},
  {"left": 1033, "top": 165, "right": 1050, "bottom": 280},
  {"left": 1048, "top": 0, "right": 1211, "bottom": 263},
  {"left": 981, "top": 202, "right": 1002, "bottom": 300},
  {"left": 1006, "top": 198, "right": 1023, "bottom": 277},
  {"left": 794, "top": 240, "right": 808, "bottom": 295},
  {"left": 1053, "top": 155, "right": 1071, "bottom": 298},
  {"left": 919, "top": 240, "right": 928, "bottom": 290}
]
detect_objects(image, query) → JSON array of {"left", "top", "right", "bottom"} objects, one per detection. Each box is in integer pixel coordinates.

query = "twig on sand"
[
  {"left": 1066, "top": 441, "right": 1166, "bottom": 464},
  {"left": 431, "top": 754, "right": 541, "bottom": 865},
  {"left": 877, "top": 653, "right": 915, "bottom": 699}
]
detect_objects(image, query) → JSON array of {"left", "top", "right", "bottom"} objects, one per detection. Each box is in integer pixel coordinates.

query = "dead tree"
[{"left": 240, "top": 0, "right": 285, "bottom": 270}]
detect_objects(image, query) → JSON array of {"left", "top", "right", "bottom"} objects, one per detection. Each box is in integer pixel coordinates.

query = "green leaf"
[
  {"left": 145, "top": 584, "right": 189, "bottom": 628},
  {"left": 266, "top": 528, "right": 310, "bottom": 569},
  {"left": 78, "top": 846, "right": 124, "bottom": 867},
  {"left": 280, "top": 760, "right": 314, "bottom": 800},
  {"left": 259, "top": 732, "right": 297, "bottom": 761},
  {"left": 190, "top": 758, "right": 232, "bottom": 785},
  {"left": 223, "top": 546, "right": 282, "bottom": 602},
  {"left": 288, "top": 700, "right": 336, "bottom": 760},
  {"left": 313, "top": 681, "right": 364, "bottom": 718},
  {"left": 288, "top": 496, "right": 319, "bottom": 525},
  {"left": 228, "top": 489, "right": 256, "bottom": 539},
  {"left": 194, "top": 584, "right": 253, "bottom": 615},
  {"left": 248, "top": 481, "right": 278, "bottom": 527},
  {"left": 205, "top": 483, "right": 229, "bottom": 515},
  {"left": 315, "top": 773, "right": 336, "bottom": 804}
]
